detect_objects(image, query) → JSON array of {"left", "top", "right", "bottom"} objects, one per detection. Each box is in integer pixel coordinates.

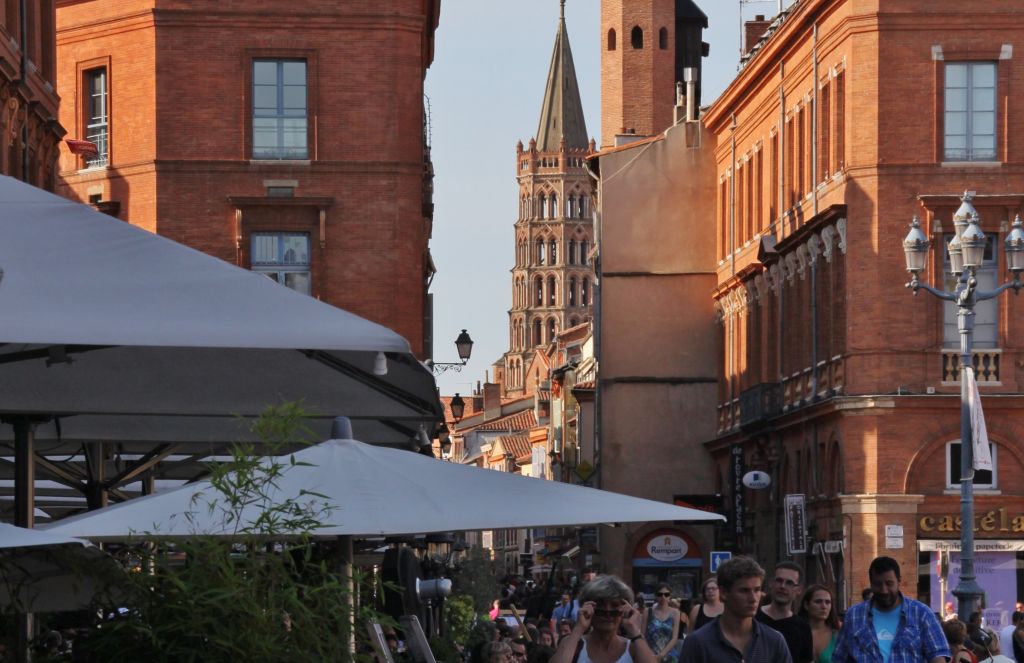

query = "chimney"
[
  {"left": 745, "top": 15, "right": 771, "bottom": 54},
  {"left": 483, "top": 382, "right": 502, "bottom": 420}
]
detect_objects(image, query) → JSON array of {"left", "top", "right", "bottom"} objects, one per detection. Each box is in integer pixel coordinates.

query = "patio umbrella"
[
  {"left": 0, "top": 175, "right": 443, "bottom": 520},
  {"left": 42, "top": 433, "right": 724, "bottom": 541},
  {"left": 0, "top": 523, "right": 124, "bottom": 613}
]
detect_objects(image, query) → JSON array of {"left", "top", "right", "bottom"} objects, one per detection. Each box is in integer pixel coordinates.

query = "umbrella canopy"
[
  {"left": 0, "top": 523, "right": 123, "bottom": 612},
  {"left": 0, "top": 175, "right": 443, "bottom": 516},
  {"left": 42, "top": 437, "right": 724, "bottom": 541}
]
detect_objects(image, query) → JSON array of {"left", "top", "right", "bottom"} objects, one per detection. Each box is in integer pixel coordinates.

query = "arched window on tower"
[
  {"left": 537, "top": 238, "right": 545, "bottom": 265},
  {"left": 566, "top": 196, "right": 575, "bottom": 219},
  {"left": 631, "top": 26, "right": 643, "bottom": 49},
  {"left": 533, "top": 318, "right": 543, "bottom": 346},
  {"left": 549, "top": 240, "right": 557, "bottom": 265},
  {"left": 580, "top": 239, "right": 589, "bottom": 265},
  {"left": 580, "top": 196, "right": 588, "bottom": 218},
  {"left": 547, "top": 318, "right": 557, "bottom": 343},
  {"left": 581, "top": 278, "right": 589, "bottom": 306},
  {"left": 539, "top": 194, "right": 546, "bottom": 219},
  {"left": 568, "top": 239, "right": 576, "bottom": 265},
  {"left": 568, "top": 277, "right": 577, "bottom": 306},
  {"left": 569, "top": 317, "right": 579, "bottom": 328},
  {"left": 549, "top": 194, "right": 558, "bottom": 219},
  {"left": 548, "top": 276, "right": 557, "bottom": 306},
  {"left": 658, "top": 27, "right": 668, "bottom": 49},
  {"left": 535, "top": 276, "right": 544, "bottom": 306},
  {"left": 607, "top": 28, "right": 616, "bottom": 51}
]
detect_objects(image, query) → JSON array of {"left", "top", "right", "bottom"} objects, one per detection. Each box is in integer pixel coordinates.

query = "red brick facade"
[
  {"left": 55, "top": 0, "right": 440, "bottom": 356},
  {"left": 704, "top": 0, "right": 1024, "bottom": 609},
  {"left": 0, "top": 0, "right": 63, "bottom": 188}
]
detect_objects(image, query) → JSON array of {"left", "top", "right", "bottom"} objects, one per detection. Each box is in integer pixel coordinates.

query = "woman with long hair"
[
  {"left": 798, "top": 584, "right": 841, "bottom": 663},
  {"left": 642, "top": 583, "right": 681, "bottom": 662},
  {"left": 686, "top": 577, "right": 723, "bottom": 634}
]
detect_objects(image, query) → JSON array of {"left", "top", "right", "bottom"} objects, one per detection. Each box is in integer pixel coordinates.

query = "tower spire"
[{"left": 535, "top": 2, "right": 588, "bottom": 151}]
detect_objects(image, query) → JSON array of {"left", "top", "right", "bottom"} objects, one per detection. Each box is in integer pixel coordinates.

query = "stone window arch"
[
  {"left": 539, "top": 193, "right": 546, "bottom": 219},
  {"left": 532, "top": 318, "right": 543, "bottom": 346},
  {"left": 547, "top": 275, "right": 557, "bottom": 306},
  {"left": 566, "top": 195, "right": 576, "bottom": 219},
  {"left": 658, "top": 27, "right": 668, "bottom": 49},
  {"left": 607, "top": 28, "right": 616, "bottom": 51},
  {"left": 536, "top": 238, "right": 545, "bottom": 265},
  {"left": 568, "top": 239, "right": 576, "bottom": 265},
  {"left": 547, "top": 318, "right": 557, "bottom": 343},
  {"left": 534, "top": 276, "right": 544, "bottom": 306},
  {"left": 631, "top": 26, "right": 643, "bottom": 49},
  {"left": 568, "top": 277, "right": 577, "bottom": 306},
  {"left": 549, "top": 239, "right": 558, "bottom": 265},
  {"left": 580, "top": 239, "right": 589, "bottom": 265},
  {"left": 549, "top": 193, "right": 558, "bottom": 219}
]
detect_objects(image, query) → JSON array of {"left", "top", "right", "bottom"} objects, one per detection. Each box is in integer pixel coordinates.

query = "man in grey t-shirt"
[{"left": 680, "top": 556, "right": 792, "bottom": 663}]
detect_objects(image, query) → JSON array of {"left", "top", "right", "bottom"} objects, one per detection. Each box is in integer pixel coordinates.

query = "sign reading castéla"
[{"left": 919, "top": 508, "right": 1024, "bottom": 534}]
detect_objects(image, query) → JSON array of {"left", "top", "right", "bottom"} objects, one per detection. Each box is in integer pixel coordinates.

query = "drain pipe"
[{"left": 19, "top": 0, "right": 28, "bottom": 182}]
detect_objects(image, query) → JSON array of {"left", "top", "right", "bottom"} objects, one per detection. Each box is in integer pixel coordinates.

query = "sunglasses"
[
  {"left": 593, "top": 608, "right": 623, "bottom": 618},
  {"left": 656, "top": 592, "right": 671, "bottom": 597}
]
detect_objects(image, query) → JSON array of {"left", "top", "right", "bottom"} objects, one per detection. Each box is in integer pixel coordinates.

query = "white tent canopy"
[
  {"left": 43, "top": 436, "right": 725, "bottom": 541},
  {"left": 0, "top": 175, "right": 443, "bottom": 520},
  {"left": 0, "top": 523, "right": 123, "bottom": 612}
]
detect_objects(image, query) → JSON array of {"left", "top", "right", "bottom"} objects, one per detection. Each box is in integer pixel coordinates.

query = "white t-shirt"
[
  {"left": 999, "top": 625, "right": 1017, "bottom": 662},
  {"left": 578, "top": 639, "right": 634, "bottom": 663},
  {"left": 979, "top": 655, "right": 1014, "bottom": 663}
]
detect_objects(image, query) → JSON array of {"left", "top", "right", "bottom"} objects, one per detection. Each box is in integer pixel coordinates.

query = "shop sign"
[
  {"left": 731, "top": 445, "right": 744, "bottom": 535},
  {"left": 647, "top": 535, "right": 688, "bottom": 562},
  {"left": 919, "top": 508, "right": 1024, "bottom": 534},
  {"left": 742, "top": 471, "right": 771, "bottom": 489},
  {"left": 784, "top": 494, "right": 808, "bottom": 554}
]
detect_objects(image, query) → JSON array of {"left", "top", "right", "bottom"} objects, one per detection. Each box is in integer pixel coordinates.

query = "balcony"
[
  {"left": 739, "top": 383, "right": 782, "bottom": 430},
  {"left": 941, "top": 349, "right": 1001, "bottom": 384}
]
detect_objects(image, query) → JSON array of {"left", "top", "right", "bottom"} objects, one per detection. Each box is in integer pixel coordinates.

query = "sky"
[{"left": 426, "top": 0, "right": 785, "bottom": 396}]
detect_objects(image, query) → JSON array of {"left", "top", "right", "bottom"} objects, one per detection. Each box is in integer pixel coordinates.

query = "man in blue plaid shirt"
[{"left": 832, "top": 556, "right": 950, "bottom": 663}]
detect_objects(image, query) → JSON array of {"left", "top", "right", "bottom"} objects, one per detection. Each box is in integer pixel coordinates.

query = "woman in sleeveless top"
[
  {"left": 642, "top": 583, "right": 680, "bottom": 662},
  {"left": 550, "top": 575, "right": 657, "bottom": 663},
  {"left": 687, "top": 577, "right": 723, "bottom": 634},
  {"left": 798, "top": 584, "right": 841, "bottom": 663}
]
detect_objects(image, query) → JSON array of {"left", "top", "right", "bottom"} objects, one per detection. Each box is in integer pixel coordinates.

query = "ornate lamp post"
[
  {"left": 902, "top": 192, "right": 1024, "bottom": 620},
  {"left": 429, "top": 329, "right": 474, "bottom": 375}
]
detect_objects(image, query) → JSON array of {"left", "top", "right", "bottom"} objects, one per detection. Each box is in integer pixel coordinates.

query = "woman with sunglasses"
[
  {"left": 797, "top": 584, "right": 841, "bottom": 663},
  {"left": 551, "top": 575, "right": 658, "bottom": 663},
  {"left": 642, "top": 584, "right": 681, "bottom": 662},
  {"left": 686, "top": 577, "right": 724, "bottom": 634}
]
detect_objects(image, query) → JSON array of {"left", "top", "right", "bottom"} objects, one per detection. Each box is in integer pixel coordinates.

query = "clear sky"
[{"left": 426, "top": 0, "right": 784, "bottom": 396}]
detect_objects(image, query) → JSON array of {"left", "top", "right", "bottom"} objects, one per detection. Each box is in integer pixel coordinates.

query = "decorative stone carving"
[
  {"left": 714, "top": 300, "right": 725, "bottom": 324},
  {"left": 796, "top": 244, "right": 809, "bottom": 279},
  {"left": 836, "top": 217, "right": 847, "bottom": 254},
  {"left": 769, "top": 263, "right": 782, "bottom": 295},
  {"left": 807, "top": 234, "right": 822, "bottom": 265},
  {"left": 754, "top": 273, "right": 768, "bottom": 303},
  {"left": 784, "top": 253, "right": 799, "bottom": 285},
  {"left": 821, "top": 225, "right": 836, "bottom": 263},
  {"left": 744, "top": 281, "right": 757, "bottom": 307}
]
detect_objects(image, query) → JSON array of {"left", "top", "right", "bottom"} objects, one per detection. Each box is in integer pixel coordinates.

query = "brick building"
[
  {"left": 55, "top": 0, "right": 440, "bottom": 355},
  {"left": 0, "top": 1, "right": 63, "bottom": 188},
  {"left": 704, "top": 0, "right": 1024, "bottom": 617}
]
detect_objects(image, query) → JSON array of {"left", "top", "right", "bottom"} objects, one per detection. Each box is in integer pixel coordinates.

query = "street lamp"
[
  {"left": 902, "top": 192, "right": 1023, "bottom": 620},
  {"left": 429, "top": 329, "right": 474, "bottom": 375}
]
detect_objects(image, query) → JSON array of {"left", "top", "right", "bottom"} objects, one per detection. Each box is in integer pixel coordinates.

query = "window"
[
  {"left": 566, "top": 196, "right": 576, "bottom": 219},
  {"left": 580, "top": 278, "right": 589, "bottom": 306},
  {"left": 251, "top": 232, "right": 311, "bottom": 295},
  {"left": 539, "top": 194, "right": 546, "bottom": 219},
  {"left": 85, "top": 67, "right": 108, "bottom": 168},
  {"left": 946, "top": 440, "right": 996, "bottom": 489},
  {"left": 944, "top": 234, "right": 998, "bottom": 347},
  {"left": 568, "top": 278, "right": 577, "bottom": 306},
  {"left": 568, "top": 240, "right": 576, "bottom": 265},
  {"left": 549, "top": 240, "right": 557, "bottom": 265},
  {"left": 658, "top": 27, "right": 668, "bottom": 50},
  {"left": 580, "top": 239, "right": 589, "bottom": 265},
  {"left": 607, "top": 29, "right": 616, "bottom": 51},
  {"left": 945, "top": 62, "right": 997, "bottom": 162},
  {"left": 820, "top": 82, "right": 831, "bottom": 179},
  {"left": 550, "top": 194, "right": 558, "bottom": 219},
  {"left": 253, "top": 59, "right": 308, "bottom": 159},
  {"left": 835, "top": 71, "right": 845, "bottom": 170},
  {"left": 537, "top": 239, "right": 546, "bottom": 265},
  {"left": 631, "top": 26, "right": 643, "bottom": 49},
  {"left": 548, "top": 276, "right": 556, "bottom": 306},
  {"left": 547, "top": 319, "right": 557, "bottom": 342},
  {"left": 535, "top": 276, "right": 544, "bottom": 306},
  {"left": 533, "top": 319, "right": 543, "bottom": 346}
]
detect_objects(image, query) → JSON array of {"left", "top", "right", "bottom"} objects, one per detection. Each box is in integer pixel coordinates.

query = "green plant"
[
  {"left": 82, "top": 404, "right": 387, "bottom": 662},
  {"left": 452, "top": 545, "right": 500, "bottom": 614},
  {"left": 444, "top": 594, "right": 475, "bottom": 647}
]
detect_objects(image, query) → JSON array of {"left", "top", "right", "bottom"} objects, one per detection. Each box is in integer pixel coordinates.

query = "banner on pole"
[{"left": 966, "top": 367, "right": 993, "bottom": 472}]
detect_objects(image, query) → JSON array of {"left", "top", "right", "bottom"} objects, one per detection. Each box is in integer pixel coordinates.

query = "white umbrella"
[
  {"left": 0, "top": 175, "right": 443, "bottom": 516},
  {"left": 42, "top": 435, "right": 724, "bottom": 541},
  {"left": 0, "top": 523, "right": 123, "bottom": 612}
]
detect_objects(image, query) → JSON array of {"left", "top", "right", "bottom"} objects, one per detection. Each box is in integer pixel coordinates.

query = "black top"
[
  {"left": 755, "top": 609, "right": 814, "bottom": 663},
  {"left": 693, "top": 604, "right": 717, "bottom": 630},
  {"left": 681, "top": 617, "right": 792, "bottom": 663}
]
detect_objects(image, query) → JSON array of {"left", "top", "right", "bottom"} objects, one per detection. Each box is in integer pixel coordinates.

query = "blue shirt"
[
  {"left": 832, "top": 595, "right": 951, "bottom": 663},
  {"left": 552, "top": 600, "right": 578, "bottom": 623},
  {"left": 872, "top": 605, "right": 901, "bottom": 662}
]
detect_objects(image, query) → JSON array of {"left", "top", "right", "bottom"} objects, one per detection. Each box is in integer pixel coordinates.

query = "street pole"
[{"left": 903, "top": 194, "right": 1024, "bottom": 622}]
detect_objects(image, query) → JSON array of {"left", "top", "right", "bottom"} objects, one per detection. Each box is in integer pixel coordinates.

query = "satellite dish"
[{"left": 742, "top": 470, "right": 771, "bottom": 489}]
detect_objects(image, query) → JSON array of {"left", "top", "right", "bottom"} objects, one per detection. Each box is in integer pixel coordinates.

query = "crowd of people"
[{"left": 469, "top": 555, "right": 1024, "bottom": 663}]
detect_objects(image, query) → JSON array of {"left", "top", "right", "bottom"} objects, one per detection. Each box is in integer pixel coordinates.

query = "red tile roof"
[
  {"left": 498, "top": 434, "right": 533, "bottom": 462},
  {"left": 573, "top": 380, "right": 596, "bottom": 390},
  {"left": 473, "top": 409, "right": 537, "bottom": 431}
]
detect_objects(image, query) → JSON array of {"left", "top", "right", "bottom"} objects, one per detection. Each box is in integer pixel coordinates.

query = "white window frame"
[
  {"left": 945, "top": 439, "right": 997, "bottom": 491},
  {"left": 251, "top": 232, "right": 312, "bottom": 295},
  {"left": 944, "top": 61, "right": 997, "bottom": 162}
]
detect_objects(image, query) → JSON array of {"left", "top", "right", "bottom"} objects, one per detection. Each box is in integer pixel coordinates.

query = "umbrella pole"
[
  {"left": 11, "top": 418, "right": 37, "bottom": 663},
  {"left": 335, "top": 534, "right": 355, "bottom": 661}
]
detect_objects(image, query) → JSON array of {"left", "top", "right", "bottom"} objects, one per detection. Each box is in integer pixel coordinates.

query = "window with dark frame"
[
  {"left": 85, "top": 67, "right": 108, "bottom": 168},
  {"left": 946, "top": 441, "right": 996, "bottom": 489},
  {"left": 944, "top": 62, "right": 997, "bottom": 162},
  {"left": 251, "top": 232, "right": 312, "bottom": 295},
  {"left": 253, "top": 59, "right": 308, "bottom": 159}
]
